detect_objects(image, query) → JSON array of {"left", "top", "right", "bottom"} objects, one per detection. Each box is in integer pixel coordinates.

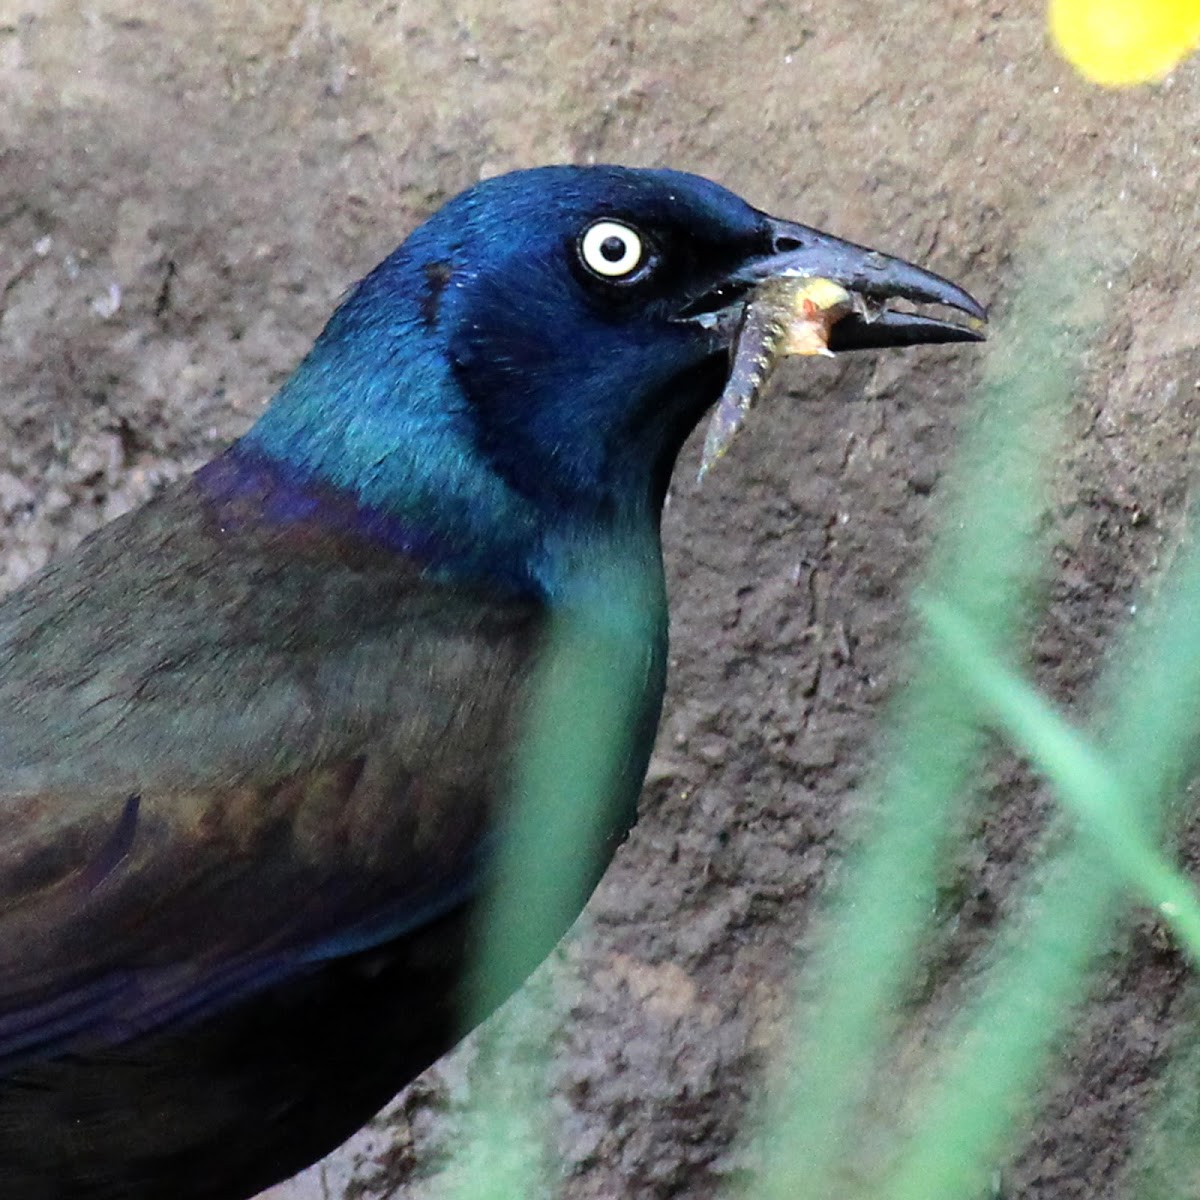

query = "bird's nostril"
[{"left": 773, "top": 233, "right": 804, "bottom": 253}]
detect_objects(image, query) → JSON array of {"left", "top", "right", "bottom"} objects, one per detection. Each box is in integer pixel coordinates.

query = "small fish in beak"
[{"left": 699, "top": 277, "right": 859, "bottom": 478}]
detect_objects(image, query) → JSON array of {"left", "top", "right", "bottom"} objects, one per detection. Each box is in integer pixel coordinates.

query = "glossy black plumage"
[{"left": 0, "top": 165, "right": 985, "bottom": 1198}]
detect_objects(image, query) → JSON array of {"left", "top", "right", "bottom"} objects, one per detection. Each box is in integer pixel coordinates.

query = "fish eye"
[{"left": 578, "top": 220, "right": 646, "bottom": 279}]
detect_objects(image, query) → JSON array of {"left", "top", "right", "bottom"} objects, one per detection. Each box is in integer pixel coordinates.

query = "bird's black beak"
[{"left": 679, "top": 215, "right": 988, "bottom": 350}]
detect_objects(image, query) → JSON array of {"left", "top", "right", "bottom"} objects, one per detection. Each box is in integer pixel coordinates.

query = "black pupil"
[{"left": 600, "top": 235, "right": 628, "bottom": 263}]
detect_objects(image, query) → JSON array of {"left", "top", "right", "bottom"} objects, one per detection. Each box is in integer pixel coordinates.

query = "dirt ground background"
[{"left": 3, "top": 2, "right": 1200, "bottom": 1197}]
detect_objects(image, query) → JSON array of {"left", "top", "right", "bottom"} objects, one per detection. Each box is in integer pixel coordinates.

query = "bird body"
[{"left": 0, "top": 165, "right": 984, "bottom": 1198}]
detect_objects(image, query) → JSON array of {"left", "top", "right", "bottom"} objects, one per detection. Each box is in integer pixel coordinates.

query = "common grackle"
[{"left": 0, "top": 165, "right": 985, "bottom": 1199}]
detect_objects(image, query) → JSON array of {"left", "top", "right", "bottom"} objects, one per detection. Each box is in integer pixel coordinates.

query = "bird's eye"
[{"left": 578, "top": 220, "right": 646, "bottom": 279}]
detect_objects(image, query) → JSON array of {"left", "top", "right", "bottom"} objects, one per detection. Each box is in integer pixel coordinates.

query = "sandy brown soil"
[{"left": 3, "top": 2, "right": 1200, "bottom": 1197}]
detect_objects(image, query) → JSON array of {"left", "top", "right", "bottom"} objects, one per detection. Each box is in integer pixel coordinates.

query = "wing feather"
[{"left": 0, "top": 470, "right": 544, "bottom": 1065}]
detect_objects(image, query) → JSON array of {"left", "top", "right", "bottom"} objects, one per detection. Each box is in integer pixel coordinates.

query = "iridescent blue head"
[{"left": 237, "top": 165, "right": 984, "bottom": 589}]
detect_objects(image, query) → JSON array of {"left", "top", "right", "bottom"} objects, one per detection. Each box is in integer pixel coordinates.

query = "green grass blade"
[
  {"left": 876, "top": 520, "right": 1200, "bottom": 1200},
  {"left": 746, "top": 244, "right": 1088, "bottom": 1200},
  {"left": 446, "top": 561, "right": 664, "bottom": 1200},
  {"left": 923, "top": 597, "right": 1200, "bottom": 958}
]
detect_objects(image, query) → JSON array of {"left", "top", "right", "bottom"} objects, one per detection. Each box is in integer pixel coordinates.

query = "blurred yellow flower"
[{"left": 1050, "top": 0, "right": 1200, "bottom": 85}]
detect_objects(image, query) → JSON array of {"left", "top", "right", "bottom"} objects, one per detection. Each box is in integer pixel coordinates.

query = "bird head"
[{"left": 242, "top": 166, "right": 984, "bottom": 583}]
